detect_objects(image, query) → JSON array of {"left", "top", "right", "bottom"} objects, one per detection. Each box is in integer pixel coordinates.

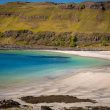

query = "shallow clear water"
[{"left": 0, "top": 50, "right": 109, "bottom": 87}]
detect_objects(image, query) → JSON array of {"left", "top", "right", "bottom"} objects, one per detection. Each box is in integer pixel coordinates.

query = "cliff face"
[{"left": 0, "top": 1, "right": 110, "bottom": 49}]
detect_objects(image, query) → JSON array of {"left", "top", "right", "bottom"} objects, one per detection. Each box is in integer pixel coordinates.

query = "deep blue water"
[{"left": 0, "top": 50, "right": 109, "bottom": 87}]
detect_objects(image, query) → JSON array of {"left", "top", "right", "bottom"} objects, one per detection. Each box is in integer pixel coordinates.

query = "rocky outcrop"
[
  {"left": 41, "top": 106, "right": 52, "bottom": 110},
  {"left": 21, "top": 95, "right": 96, "bottom": 104},
  {"left": 0, "top": 99, "right": 110, "bottom": 110},
  {"left": 59, "top": 1, "right": 110, "bottom": 10},
  {"left": 0, "top": 100, "right": 20, "bottom": 109},
  {"left": 74, "top": 33, "right": 110, "bottom": 45},
  {"left": 0, "top": 30, "right": 110, "bottom": 48}
]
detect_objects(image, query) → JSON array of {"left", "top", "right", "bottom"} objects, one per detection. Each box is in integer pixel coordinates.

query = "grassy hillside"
[
  {"left": 0, "top": 2, "right": 110, "bottom": 33},
  {"left": 0, "top": 2, "right": 110, "bottom": 50}
]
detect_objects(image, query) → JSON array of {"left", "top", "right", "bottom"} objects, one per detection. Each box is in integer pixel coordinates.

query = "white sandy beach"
[
  {"left": 0, "top": 51, "right": 110, "bottom": 108},
  {"left": 44, "top": 50, "right": 110, "bottom": 60}
]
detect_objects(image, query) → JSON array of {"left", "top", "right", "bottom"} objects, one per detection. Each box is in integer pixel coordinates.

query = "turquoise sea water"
[{"left": 0, "top": 50, "right": 109, "bottom": 88}]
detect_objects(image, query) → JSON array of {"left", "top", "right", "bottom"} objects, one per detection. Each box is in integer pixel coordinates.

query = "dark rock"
[
  {"left": 87, "top": 106, "right": 110, "bottom": 110},
  {"left": 0, "top": 100, "right": 20, "bottom": 109},
  {"left": 64, "top": 107, "right": 86, "bottom": 110},
  {"left": 41, "top": 106, "right": 52, "bottom": 110},
  {"left": 21, "top": 95, "right": 96, "bottom": 104},
  {"left": 64, "top": 106, "right": 110, "bottom": 110}
]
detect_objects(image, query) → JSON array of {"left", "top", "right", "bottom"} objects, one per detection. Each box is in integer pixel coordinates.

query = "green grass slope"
[{"left": 0, "top": 2, "right": 110, "bottom": 33}]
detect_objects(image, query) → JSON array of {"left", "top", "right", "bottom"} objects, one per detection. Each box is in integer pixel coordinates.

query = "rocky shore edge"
[
  {"left": 0, "top": 95, "right": 110, "bottom": 110},
  {"left": 0, "top": 30, "right": 110, "bottom": 51},
  {"left": 0, "top": 44, "right": 109, "bottom": 51}
]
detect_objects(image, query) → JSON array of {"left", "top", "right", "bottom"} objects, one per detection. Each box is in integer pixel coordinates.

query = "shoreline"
[
  {"left": 0, "top": 50, "right": 110, "bottom": 108},
  {"left": 1, "top": 47, "right": 110, "bottom": 60},
  {"left": 0, "top": 45, "right": 110, "bottom": 51},
  {"left": 0, "top": 66, "right": 110, "bottom": 106},
  {"left": 0, "top": 48, "right": 110, "bottom": 60},
  {"left": 43, "top": 50, "right": 110, "bottom": 60}
]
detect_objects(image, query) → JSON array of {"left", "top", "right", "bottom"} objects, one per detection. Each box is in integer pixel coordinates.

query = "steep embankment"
[
  {"left": 0, "top": 30, "right": 110, "bottom": 50},
  {"left": 0, "top": 1, "right": 110, "bottom": 49}
]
